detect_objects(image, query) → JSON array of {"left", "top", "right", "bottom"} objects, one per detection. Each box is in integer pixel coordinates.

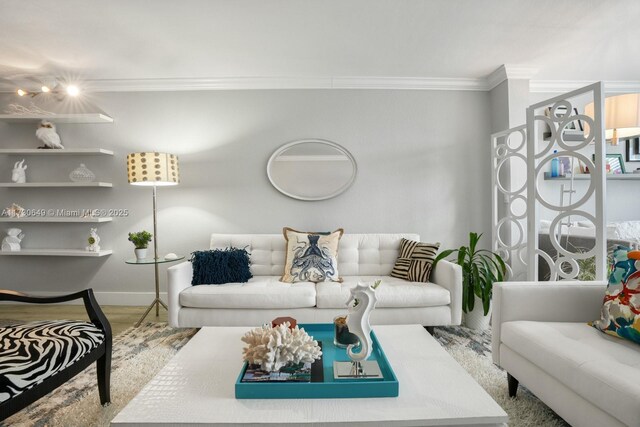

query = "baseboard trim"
[{"left": 0, "top": 291, "right": 168, "bottom": 306}]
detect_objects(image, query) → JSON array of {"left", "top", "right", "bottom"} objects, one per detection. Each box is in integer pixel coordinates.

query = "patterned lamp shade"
[{"left": 127, "top": 152, "right": 179, "bottom": 186}]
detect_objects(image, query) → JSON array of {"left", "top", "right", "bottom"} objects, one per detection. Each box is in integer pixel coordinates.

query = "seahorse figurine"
[{"left": 345, "top": 282, "right": 378, "bottom": 362}]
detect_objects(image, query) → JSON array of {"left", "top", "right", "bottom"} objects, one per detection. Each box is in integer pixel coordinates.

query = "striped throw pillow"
[{"left": 391, "top": 238, "right": 440, "bottom": 282}]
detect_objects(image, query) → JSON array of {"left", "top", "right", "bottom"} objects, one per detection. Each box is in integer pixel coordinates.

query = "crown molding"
[
  {"left": 71, "top": 76, "right": 490, "bottom": 92},
  {"left": 530, "top": 80, "right": 640, "bottom": 94},
  {"left": 486, "top": 65, "right": 539, "bottom": 90},
  {"left": 1, "top": 74, "right": 638, "bottom": 94},
  {"left": 331, "top": 76, "right": 487, "bottom": 91},
  {"left": 0, "top": 76, "right": 489, "bottom": 92}
]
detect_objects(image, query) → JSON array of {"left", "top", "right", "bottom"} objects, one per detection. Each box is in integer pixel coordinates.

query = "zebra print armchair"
[{"left": 0, "top": 289, "right": 112, "bottom": 421}]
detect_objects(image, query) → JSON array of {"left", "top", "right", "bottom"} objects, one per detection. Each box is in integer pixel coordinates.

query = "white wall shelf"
[
  {"left": 0, "top": 113, "right": 113, "bottom": 124},
  {"left": 0, "top": 148, "right": 114, "bottom": 156},
  {"left": 0, "top": 249, "right": 112, "bottom": 257},
  {"left": 0, "top": 217, "right": 113, "bottom": 223},
  {"left": 544, "top": 173, "right": 640, "bottom": 181},
  {"left": 0, "top": 182, "right": 113, "bottom": 188}
]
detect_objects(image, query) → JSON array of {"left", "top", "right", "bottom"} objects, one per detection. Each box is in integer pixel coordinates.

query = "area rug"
[{"left": 2, "top": 324, "right": 568, "bottom": 427}]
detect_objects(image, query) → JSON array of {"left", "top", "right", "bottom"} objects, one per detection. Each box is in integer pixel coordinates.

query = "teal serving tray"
[{"left": 235, "top": 323, "right": 399, "bottom": 399}]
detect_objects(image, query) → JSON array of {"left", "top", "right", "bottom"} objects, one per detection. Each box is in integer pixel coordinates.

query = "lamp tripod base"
[{"left": 135, "top": 297, "right": 168, "bottom": 328}]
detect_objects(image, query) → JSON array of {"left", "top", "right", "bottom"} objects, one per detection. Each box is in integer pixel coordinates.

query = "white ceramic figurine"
[
  {"left": 86, "top": 228, "right": 101, "bottom": 252},
  {"left": 11, "top": 160, "right": 27, "bottom": 183},
  {"left": 345, "top": 282, "right": 378, "bottom": 362},
  {"left": 36, "top": 120, "right": 64, "bottom": 149},
  {"left": 2, "top": 228, "right": 25, "bottom": 251}
]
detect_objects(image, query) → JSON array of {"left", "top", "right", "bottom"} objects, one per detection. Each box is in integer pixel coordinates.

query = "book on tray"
[{"left": 241, "top": 343, "right": 324, "bottom": 383}]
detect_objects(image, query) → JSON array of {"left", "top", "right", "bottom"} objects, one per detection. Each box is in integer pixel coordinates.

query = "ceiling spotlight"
[
  {"left": 66, "top": 85, "right": 80, "bottom": 97},
  {"left": 41, "top": 85, "right": 50, "bottom": 93},
  {"left": 17, "top": 89, "right": 26, "bottom": 96}
]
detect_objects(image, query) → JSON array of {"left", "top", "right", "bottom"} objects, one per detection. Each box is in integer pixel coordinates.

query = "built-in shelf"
[
  {"left": 544, "top": 173, "right": 640, "bottom": 181},
  {"left": 0, "top": 148, "right": 114, "bottom": 156},
  {"left": 0, "top": 217, "right": 113, "bottom": 223},
  {"left": 0, "top": 182, "right": 112, "bottom": 188},
  {"left": 0, "top": 113, "right": 113, "bottom": 124},
  {"left": 0, "top": 249, "right": 112, "bottom": 257},
  {"left": 542, "top": 131, "right": 585, "bottom": 142}
]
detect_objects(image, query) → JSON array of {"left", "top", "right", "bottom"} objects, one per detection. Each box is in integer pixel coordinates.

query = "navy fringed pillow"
[{"left": 190, "top": 247, "right": 253, "bottom": 285}]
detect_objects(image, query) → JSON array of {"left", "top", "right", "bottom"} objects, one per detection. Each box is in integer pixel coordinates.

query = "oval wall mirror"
[{"left": 267, "top": 139, "right": 357, "bottom": 201}]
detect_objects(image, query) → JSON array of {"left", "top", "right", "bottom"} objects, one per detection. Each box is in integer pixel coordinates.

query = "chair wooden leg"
[
  {"left": 424, "top": 326, "right": 435, "bottom": 335},
  {"left": 97, "top": 350, "right": 111, "bottom": 406},
  {"left": 507, "top": 373, "right": 519, "bottom": 398}
]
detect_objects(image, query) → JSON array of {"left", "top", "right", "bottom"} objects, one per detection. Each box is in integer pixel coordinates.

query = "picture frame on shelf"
[
  {"left": 593, "top": 153, "right": 626, "bottom": 174},
  {"left": 545, "top": 106, "right": 583, "bottom": 130},
  {"left": 626, "top": 137, "right": 640, "bottom": 162}
]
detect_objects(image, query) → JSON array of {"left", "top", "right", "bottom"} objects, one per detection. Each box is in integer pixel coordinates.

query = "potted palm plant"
[
  {"left": 128, "top": 230, "right": 153, "bottom": 260},
  {"left": 433, "top": 232, "right": 507, "bottom": 330}
]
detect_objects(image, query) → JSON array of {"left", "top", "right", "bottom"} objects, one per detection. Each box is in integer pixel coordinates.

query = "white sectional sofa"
[
  {"left": 492, "top": 281, "right": 640, "bottom": 427},
  {"left": 168, "top": 233, "right": 462, "bottom": 328}
]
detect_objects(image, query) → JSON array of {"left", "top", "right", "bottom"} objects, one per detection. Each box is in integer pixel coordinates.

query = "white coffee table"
[{"left": 111, "top": 325, "right": 508, "bottom": 426}]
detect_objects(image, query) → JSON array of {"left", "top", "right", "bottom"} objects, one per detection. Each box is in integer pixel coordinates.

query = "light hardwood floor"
[{"left": 1, "top": 305, "right": 168, "bottom": 336}]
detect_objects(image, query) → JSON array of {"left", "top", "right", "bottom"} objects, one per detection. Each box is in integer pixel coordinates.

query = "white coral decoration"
[{"left": 241, "top": 323, "right": 322, "bottom": 372}]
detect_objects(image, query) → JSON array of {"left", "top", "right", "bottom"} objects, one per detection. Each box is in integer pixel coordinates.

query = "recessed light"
[{"left": 17, "top": 89, "right": 26, "bottom": 96}]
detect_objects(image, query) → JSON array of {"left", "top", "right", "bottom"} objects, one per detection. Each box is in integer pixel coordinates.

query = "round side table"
[{"left": 125, "top": 256, "right": 185, "bottom": 327}]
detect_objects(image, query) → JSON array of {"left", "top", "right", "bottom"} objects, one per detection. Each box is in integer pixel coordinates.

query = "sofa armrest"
[
  {"left": 167, "top": 261, "right": 193, "bottom": 328},
  {"left": 431, "top": 260, "right": 463, "bottom": 325},
  {"left": 491, "top": 280, "right": 606, "bottom": 365}
]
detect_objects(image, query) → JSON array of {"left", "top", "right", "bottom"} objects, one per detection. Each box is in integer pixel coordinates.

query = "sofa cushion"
[
  {"left": 315, "top": 276, "right": 450, "bottom": 309},
  {"left": 0, "top": 320, "right": 105, "bottom": 404},
  {"left": 502, "top": 321, "right": 640, "bottom": 427},
  {"left": 180, "top": 276, "right": 316, "bottom": 309}
]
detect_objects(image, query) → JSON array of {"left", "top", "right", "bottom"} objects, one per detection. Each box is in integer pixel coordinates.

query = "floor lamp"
[{"left": 127, "top": 152, "right": 179, "bottom": 326}]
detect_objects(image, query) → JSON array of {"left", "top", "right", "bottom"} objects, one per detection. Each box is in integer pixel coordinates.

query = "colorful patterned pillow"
[
  {"left": 391, "top": 238, "right": 440, "bottom": 282},
  {"left": 592, "top": 246, "right": 640, "bottom": 345},
  {"left": 281, "top": 227, "right": 343, "bottom": 283}
]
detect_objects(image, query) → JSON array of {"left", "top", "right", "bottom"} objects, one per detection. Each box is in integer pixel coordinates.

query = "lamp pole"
[{"left": 153, "top": 184, "right": 160, "bottom": 316}]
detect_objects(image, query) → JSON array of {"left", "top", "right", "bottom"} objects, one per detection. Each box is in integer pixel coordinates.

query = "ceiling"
[{"left": 0, "top": 0, "right": 638, "bottom": 90}]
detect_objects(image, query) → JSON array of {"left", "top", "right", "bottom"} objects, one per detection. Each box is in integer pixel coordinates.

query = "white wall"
[{"left": 0, "top": 89, "right": 491, "bottom": 303}]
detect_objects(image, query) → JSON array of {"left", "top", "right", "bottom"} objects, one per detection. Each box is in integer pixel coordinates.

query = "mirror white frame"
[{"left": 267, "top": 139, "right": 357, "bottom": 201}]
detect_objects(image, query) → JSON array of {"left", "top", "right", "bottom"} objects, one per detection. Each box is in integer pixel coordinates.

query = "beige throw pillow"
[{"left": 281, "top": 227, "right": 343, "bottom": 283}]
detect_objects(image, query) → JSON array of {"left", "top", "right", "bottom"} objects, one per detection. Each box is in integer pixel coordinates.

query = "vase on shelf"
[
  {"left": 134, "top": 248, "right": 148, "bottom": 261},
  {"left": 69, "top": 163, "right": 96, "bottom": 182}
]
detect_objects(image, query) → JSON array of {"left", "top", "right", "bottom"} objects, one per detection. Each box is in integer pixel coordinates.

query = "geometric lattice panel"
[
  {"left": 491, "top": 125, "right": 528, "bottom": 281},
  {"left": 525, "top": 82, "right": 607, "bottom": 281}
]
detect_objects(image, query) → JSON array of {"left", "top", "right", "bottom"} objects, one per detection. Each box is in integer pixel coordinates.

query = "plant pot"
[
  {"left": 134, "top": 248, "right": 148, "bottom": 261},
  {"left": 463, "top": 296, "right": 492, "bottom": 331}
]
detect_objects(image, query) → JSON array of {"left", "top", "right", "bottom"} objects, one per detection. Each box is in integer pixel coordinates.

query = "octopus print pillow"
[
  {"left": 281, "top": 227, "right": 344, "bottom": 283},
  {"left": 592, "top": 246, "right": 640, "bottom": 345}
]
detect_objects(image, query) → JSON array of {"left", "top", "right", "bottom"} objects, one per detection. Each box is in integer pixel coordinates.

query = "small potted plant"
[
  {"left": 128, "top": 230, "right": 152, "bottom": 260},
  {"left": 433, "top": 232, "right": 506, "bottom": 330}
]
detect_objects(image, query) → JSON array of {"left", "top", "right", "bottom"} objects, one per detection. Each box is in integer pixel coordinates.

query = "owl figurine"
[{"left": 35, "top": 120, "right": 64, "bottom": 149}]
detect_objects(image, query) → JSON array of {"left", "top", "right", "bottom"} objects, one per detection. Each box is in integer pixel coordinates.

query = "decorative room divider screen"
[
  {"left": 491, "top": 82, "right": 606, "bottom": 281},
  {"left": 491, "top": 125, "right": 528, "bottom": 281}
]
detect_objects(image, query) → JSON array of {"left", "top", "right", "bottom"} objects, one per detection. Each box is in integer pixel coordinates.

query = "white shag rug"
[{"left": 2, "top": 324, "right": 568, "bottom": 427}]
